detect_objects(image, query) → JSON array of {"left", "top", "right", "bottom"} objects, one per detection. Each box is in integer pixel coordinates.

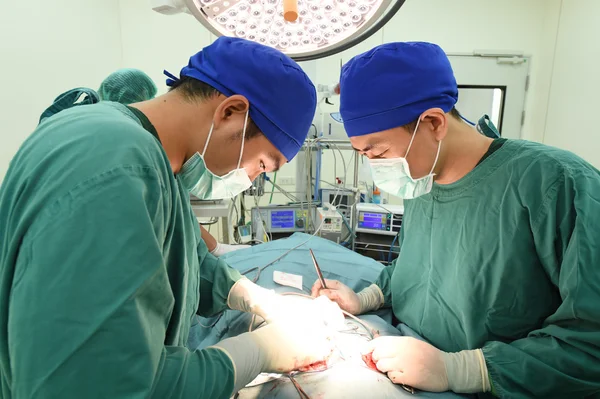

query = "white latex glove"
[
  {"left": 213, "top": 322, "right": 334, "bottom": 393},
  {"left": 252, "top": 322, "right": 334, "bottom": 372},
  {"left": 210, "top": 242, "right": 251, "bottom": 257},
  {"left": 308, "top": 295, "right": 346, "bottom": 330},
  {"left": 362, "top": 336, "right": 491, "bottom": 394},
  {"left": 311, "top": 279, "right": 384, "bottom": 315},
  {"left": 228, "top": 278, "right": 345, "bottom": 329}
]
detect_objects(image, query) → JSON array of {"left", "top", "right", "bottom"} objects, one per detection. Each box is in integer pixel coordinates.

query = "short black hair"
[
  {"left": 169, "top": 76, "right": 221, "bottom": 101},
  {"left": 170, "top": 76, "right": 262, "bottom": 139},
  {"left": 230, "top": 122, "right": 263, "bottom": 141},
  {"left": 402, "top": 106, "right": 462, "bottom": 132}
]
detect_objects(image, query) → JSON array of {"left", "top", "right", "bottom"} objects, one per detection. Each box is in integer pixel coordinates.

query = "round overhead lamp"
[{"left": 173, "top": 0, "right": 405, "bottom": 61}]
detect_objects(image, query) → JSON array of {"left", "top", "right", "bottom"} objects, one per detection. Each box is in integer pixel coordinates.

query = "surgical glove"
[
  {"left": 362, "top": 336, "right": 491, "bottom": 394},
  {"left": 442, "top": 347, "right": 491, "bottom": 393},
  {"left": 212, "top": 322, "right": 334, "bottom": 393},
  {"left": 210, "top": 242, "right": 251, "bottom": 257},
  {"left": 228, "top": 278, "right": 292, "bottom": 322},
  {"left": 311, "top": 279, "right": 384, "bottom": 315},
  {"left": 228, "top": 278, "right": 345, "bottom": 327},
  {"left": 309, "top": 295, "right": 346, "bottom": 330}
]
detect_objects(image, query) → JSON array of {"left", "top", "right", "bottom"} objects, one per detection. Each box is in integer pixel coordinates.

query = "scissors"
[{"left": 309, "top": 249, "right": 327, "bottom": 290}]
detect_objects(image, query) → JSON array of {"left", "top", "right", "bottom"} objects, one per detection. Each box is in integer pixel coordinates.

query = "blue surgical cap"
[
  {"left": 165, "top": 37, "right": 316, "bottom": 161},
  {"left": 340, "top": 42, "right": 458, "bottom": 137}
]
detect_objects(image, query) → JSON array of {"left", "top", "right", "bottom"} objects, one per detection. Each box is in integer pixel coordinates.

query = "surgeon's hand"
[
  {"left": 228, "top": 278, "right": 345, "bottom": 328},
  {"left": 311, "top": 279, "right": 362, "bottom": 314},
  {"left": 362, "top": 336, "right": 449, "bottom": 392},
  {"left": 213, "top": 322, "right": 335, "bottom": 393},
  {"left": 312, "top": 280, "right": 384, "bottom": 316},
  {"left": 362, "top": 336, "right": 491, "bottom": 394},
  {"left": 254, "top": 294, "right": 346, "bottom": 331},
  {"left": 267, "top": 295, "right": 346, "bottom": 330},
  {"left": 251, "top": 322, "right": 334, "bottom": 373}
]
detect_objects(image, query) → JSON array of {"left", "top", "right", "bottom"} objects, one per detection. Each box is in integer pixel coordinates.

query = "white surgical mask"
[
  {"left": 368, "top": 117, "right": 441, "bottom": 199},
  {"left": 179, "top": 111, "right": 252, "bottom": 200}
]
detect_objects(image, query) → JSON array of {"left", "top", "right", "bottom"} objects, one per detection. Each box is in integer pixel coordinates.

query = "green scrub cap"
[{"left": 98, "top": 69, "right": 157, "bottom": 105}]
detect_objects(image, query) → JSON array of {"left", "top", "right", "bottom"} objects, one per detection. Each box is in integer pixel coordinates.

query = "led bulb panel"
[{"left": 195, "top": 0, "right": 385, "bottom": 54}]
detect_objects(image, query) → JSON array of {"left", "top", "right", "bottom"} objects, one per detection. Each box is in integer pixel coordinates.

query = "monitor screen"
[
  {"left": 358, "top": 212, "right": 388, "bottom": 230},
  {"left": 329, "top": 193, "right": 349, "bottom": 207},
  {"left": 238, "top": 225, "right": 251, "bottom": 237},
  {"left": 270, "top": 210, "right": 295, "bottom": 229}
]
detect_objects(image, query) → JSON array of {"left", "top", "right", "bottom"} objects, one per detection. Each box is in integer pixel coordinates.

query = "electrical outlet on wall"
[{"left": 278, "top": 177, "right": 295, "bottom": 185}]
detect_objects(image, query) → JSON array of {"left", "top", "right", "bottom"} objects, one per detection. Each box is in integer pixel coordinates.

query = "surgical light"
[{"left": 152, "top": 0, "right": 405, "bottom": 61}]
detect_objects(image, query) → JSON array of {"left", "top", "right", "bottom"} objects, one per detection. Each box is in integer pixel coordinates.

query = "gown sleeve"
[
  {"left": 8, "top": 167, "right": 236, "bottom": 399},
  {"left": 375, "top": 226, "right": 404, "bottom": 308},
  {"left": 196, "top": 250, "right": 242, "bottom": 318},
  {"left": 482, "top": 167, "right": 600, "bottom": 398}
]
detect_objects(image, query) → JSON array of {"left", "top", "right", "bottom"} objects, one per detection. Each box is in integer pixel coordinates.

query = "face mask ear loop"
[
  {"left": 404, "top": 117, "right": 423, "bottom": 158},
  {"left": 429, "top": 140, "right": 442, "bottom": 175},
  {"left": 237, "top": 110, "right": 249, "bottom": 169},
  {"left": 202, "top": 122, "right": 215, "bottom": 157}
]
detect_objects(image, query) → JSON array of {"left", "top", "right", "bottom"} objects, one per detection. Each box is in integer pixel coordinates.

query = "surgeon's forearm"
[
  {"left": 442, "top": 349, "right": 491, "bottom": 394},
  {"left": 212, "top": 334, "right": 266, "bottom": 394},
  {"left": 482, "top": 336, "right": 600, "bottom": 397},
  {"left": 357, "top": 284, "right": 385, "bottom": 314},
  {"left": 150, "top": 346, "right": 236, "bottom": 399},
  {"left": 228, "top": 278, "right": 273, "bottom": 316},
  {"left": 197, "top": 253, "right": 243, "bottom": 317},
  {"left": 374, "top": 262, "right": 397, "bottom": 308},
  {"left": 200, "top": 225, "right": 218, "bottom": 252}
]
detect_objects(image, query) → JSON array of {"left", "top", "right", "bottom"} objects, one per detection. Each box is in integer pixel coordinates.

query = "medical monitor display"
[
  {"left": 358, "top": 212, "right": 389, "bottom": 231},
  {"left": 271, "top": 210, "right": 295, "bottom": 229}
]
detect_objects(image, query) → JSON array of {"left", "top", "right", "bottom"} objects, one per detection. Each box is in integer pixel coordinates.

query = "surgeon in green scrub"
[
  {"left": 100, "top": 68, "right": 249, "bottom": 257},
  {"left": 38, "top": 68, "right": 157, "bottom": 123},
  {"left": 312, "top": 42, "right": 600, "bottom": 398},
  {"left": 0, "top": 37, "right": 335, "bottom": 398},
  {"left": 42, "top": 68, "right": 248, "bottom": 259}
]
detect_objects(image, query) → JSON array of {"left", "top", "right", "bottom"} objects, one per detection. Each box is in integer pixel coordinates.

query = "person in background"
[
  {"left": 37, "top": 68, "right": 156, "bottom": 124},
  {"left": 312, "top": 42, "right": 600, "bottom": 398},
  {"left": 38, "top": 87, "right": 100, "bottom": 124},
  {"left": 98, "top": 68, "right": 158, "bottom": 105},
  {"left": 200, "top": 225, "right": 250, "bottom": 256},
  {"left": 100, "top": 68, "right": 249, "bottom": 257},
  {"left": 0, "top": 37, "right": 337, "bottom": 398}
]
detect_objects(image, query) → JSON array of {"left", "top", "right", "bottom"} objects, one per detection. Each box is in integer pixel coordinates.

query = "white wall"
[
  {"left": 544, "top": 0, "right": 600, "bottom": 168},
  {"left": 118, "top": 0, "right": 214, "bottom": 94},
  {"left": 0, "top": 0, "right": 123, "bottom": 182}
]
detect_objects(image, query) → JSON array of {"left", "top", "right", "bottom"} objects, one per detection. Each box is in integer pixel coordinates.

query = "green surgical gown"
[
  {"left": 376, "top": 140, "right": 600, "bottom": 398},
  {"left": 0, "top": 102, "right": 242, "bottom": 398}
]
